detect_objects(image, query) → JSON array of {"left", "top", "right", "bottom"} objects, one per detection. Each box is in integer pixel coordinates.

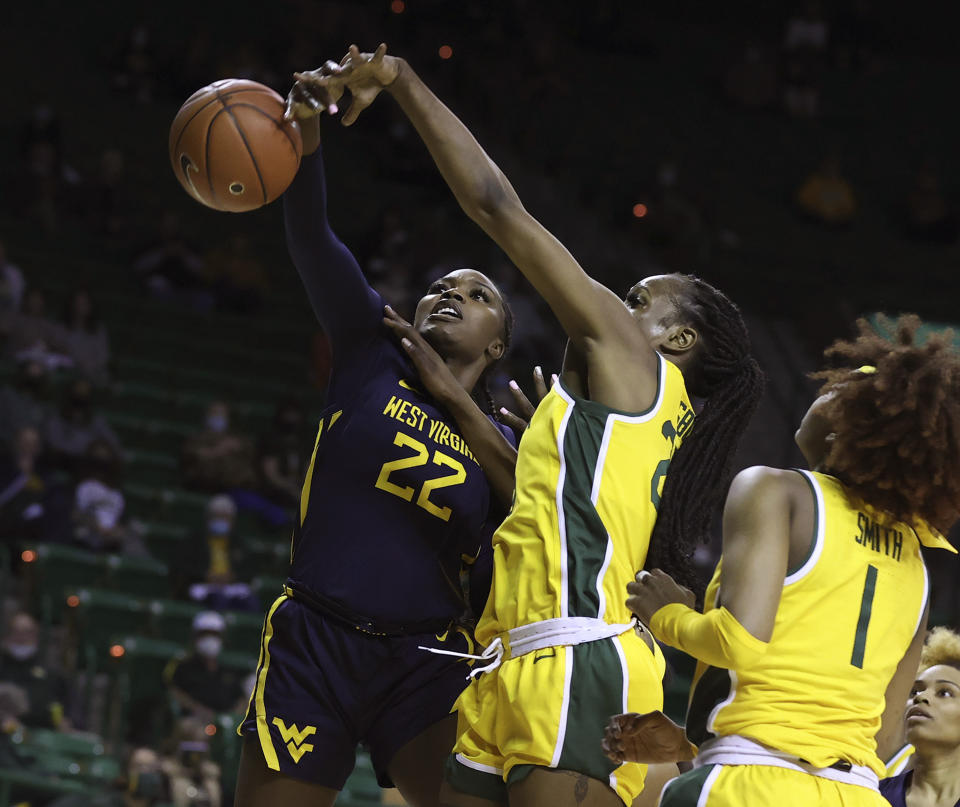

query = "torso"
[{"left": 477, "top": 354, "right": 692, "bottom": 643}]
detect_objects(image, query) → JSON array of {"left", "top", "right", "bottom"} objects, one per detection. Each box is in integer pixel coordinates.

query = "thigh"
[
  {"left": 234, "top": 733, "right": 339, "bottom": 807},
  {"left": 508, "top": 767, "right": 622, "bottom": 807},
  {"left": 387, "top": 713, "right": 457, "bottom": 807},
  {"left": 631, "top": 764, "right": 678, "bottom": 807},
  {"left": 238, "top": 596, "right": 359, "bottom": 789}
]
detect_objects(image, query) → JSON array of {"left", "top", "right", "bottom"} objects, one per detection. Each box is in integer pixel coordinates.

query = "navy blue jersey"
[{"left": 284, "top": 149, "right": 512, "bottom": 626}]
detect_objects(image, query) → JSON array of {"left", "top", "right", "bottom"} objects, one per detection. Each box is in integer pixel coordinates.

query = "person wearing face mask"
[
  {"left": 165, "top": 612, "right": 244, "bottom": 723},
  {"left": 880, "top": 626, "right": 960, "bottom": 807},
  {"left": 172, "top": 496, "right": 257, "bottom": 611},
  {"left": 180, "top": 401, "right": 257, "bottom": 493},
  {"left": 44, "top": 377, "right": 122, "bottom": 475},
  {"left": 0, "top": 611, "right": 69, "bottom": 729}
]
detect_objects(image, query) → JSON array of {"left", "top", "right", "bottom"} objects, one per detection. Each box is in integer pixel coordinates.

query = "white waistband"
[
  {"left": 418, "top": 616, "right": 636, "bottom": 678},
  {"left": 694, "top": 736, "right": 879, "bottom": 790}
]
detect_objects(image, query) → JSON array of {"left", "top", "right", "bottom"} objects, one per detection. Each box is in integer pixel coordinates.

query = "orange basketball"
[{"left": 169, "top": 79, "right": 303, "bottom": 213}]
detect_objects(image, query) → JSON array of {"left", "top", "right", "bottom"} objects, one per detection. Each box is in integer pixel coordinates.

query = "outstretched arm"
[
  {"left": 297, "top": 46, "right": 659, "bottom": 411},
  {"left": 282, "top": 88, "right": 380, "bottom": 352}
]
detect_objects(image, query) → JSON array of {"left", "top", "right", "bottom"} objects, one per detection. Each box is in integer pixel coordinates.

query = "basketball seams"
[
  {"left": 204, "top": 107, "right": 228, "bottom": 206},
  {"left": 227, "top": 103, "right": 302, "bottom": 161},
  {"left": 217, "top": 92, "right": 269, "bottom": 205},
  {"left": 171, "top": 88, "right": 273, "bottom": 159}
]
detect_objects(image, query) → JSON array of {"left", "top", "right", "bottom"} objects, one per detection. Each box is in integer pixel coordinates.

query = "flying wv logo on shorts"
[{"left": 272, "top": 717, "right": 316, "bottom": 763}]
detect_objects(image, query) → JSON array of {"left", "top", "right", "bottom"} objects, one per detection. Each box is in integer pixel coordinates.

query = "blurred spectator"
[
  {"left": 257, "top": 400, "right": 307, "bottom": 508},
  {"left": 172, "top": 495, "right": 257, "bottom": 611},
  {"left": 0, "top": 240, "right": 25, "bottom": 328},
  {"left": 2, "top": 288, "right": 73, "bottom": 369},
  {"left": 180, "top": 402, "right": 257, "bottom": 493},
  {"left": 782, "top": 0, "right": 829, "bottom": 117},
  {"left": 60, "top": 288, "right": 111, "bottom": 383},
  {"left": 795, "top": 154, "right": 857, "bottom": 226},
  {"left": 0, "top": 359, "right": 55, "bottom": 445},
  {"left": 132, "top": 213, "right": 212, "bottom": 310},
  {"left": 164, "top": 612, "right": 245, "bottom": 723},
  {"left": 47, "top": 746, "right": 174, "bottom": 807},
  {"left": 0, "top": 682, "right": 29, "bottom": 767},
  {"left": 109, "top": 24, "right": 156, "bottom": 103},
  {"left": 902, "top": 164, "right": 958, "bottom": 245},
  {"left": 164, "top": 717, "right": 222, "bottom": 807},
  {"left": 45, "top": 378, "right": 121, "bottom": 472},
  {"left": 0, "top": 611, "right": 69, "bottom": 729},
  {"left": 16, "top": 105, "right": 82, "bottom": 231},
  {"left": 0, "top": 426, "right": 50, "bottom": 548},
  {"left": 202, "top": 233, "right": 269, "bottom": 313},
  {"left": 73, "top": 439, "right": 145, "bottom": 555},
  {"left": 87, "top": 148, "right": 130, "bottom": 240},
  {"left": 724, "top": 43, "right": 779, "bottom": 111}
]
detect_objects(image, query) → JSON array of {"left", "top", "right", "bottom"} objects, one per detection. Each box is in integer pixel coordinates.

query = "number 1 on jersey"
[{"left": 851, "top": 564, "right": 878, "bottom": 668}]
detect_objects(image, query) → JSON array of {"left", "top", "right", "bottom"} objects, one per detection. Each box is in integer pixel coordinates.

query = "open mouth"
[
  {"left": 906, "top": 707, "right": 932, "bottom": 720},
  {"left": 429, "top": 302, "right": 462, "bottom": 320}
]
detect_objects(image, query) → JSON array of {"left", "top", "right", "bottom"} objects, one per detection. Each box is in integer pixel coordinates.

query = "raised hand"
[
  {"left": 498, "top": 366, "right": 556, "bottom": 433},
  {"left": 283, "top": 60, "right": 344, "bottom": 122},
  {"left": 382, "top": 305, "right": 463, "bottom": 406},
  {"left": 296, "top": 43, "right": 401, "bottom": 126},
  {"left": 601, "top": 711, "right": 697, "bottom": 765}
]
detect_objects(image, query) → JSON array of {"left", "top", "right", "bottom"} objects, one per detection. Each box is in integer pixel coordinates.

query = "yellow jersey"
[
  {"left": 685, "top": 470, "right": 955, "bottom": 776},
  {"left": 477, "top": 353, "right": 693, "bottom": 645}
]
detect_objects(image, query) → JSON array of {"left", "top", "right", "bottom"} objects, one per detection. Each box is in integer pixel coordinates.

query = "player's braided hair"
[
  {"left": 473, "top": 294, "right": 514, "bottom": 422},
  {"left": 646, "top": 275, "right": 765, "bottom": 596},
  {"left": 810, "top": 314, "right": 960, "bottom": 534}
]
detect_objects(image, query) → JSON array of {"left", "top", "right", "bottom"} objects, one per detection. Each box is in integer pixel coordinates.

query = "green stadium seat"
[
  {"left": 142, "top": 522, "right": 191, "bottom": 565},
  {"left": 147, "top": 598, "right": 205, "bottom": 645},
  {"left": 223, "top": 611, "right": 265, "bottom": 655},
  {"left": 342, "top": 752, "right": 382, "bottom": 803},
  {"left": 101, "top": 553, "right": 170, "bottom": 598},
  {"left": 234, "top": 537, "right": 289, "bottom": 579},
  {"left": 107, "top": 635, "right": 186, "bottom": 747},
  {"left": 0, "top": 767, "right": 92, "bottom": 806},
  {"left": 250, "top": 576, "right": 285, "bottom": 610},
  {"left": 11, "top": 727, "right": 105, "bottom": 758},
  {"left": 66, "top": 588, "right": 150, "bottom": 654},
  {"left": 21, "top": 544, "right": 105, "bottom": 623}
]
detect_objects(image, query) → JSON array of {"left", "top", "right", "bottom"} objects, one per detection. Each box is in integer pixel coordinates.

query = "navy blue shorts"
[{"left": 238, "top": 592, "right": 474, "bottom": 790}]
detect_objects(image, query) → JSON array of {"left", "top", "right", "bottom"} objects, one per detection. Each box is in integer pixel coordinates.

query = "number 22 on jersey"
[{"left": 375, "top": 430, "right": 466, "bottom": 521}]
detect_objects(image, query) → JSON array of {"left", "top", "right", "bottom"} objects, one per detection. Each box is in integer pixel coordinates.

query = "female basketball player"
[
  {"left": 880, "top": 626, "right": 960, "bottom": 807},
  {"left": 611, "top": 316, "right": 960, "bottom": 806},
  {"left": 296, "top": 45, "right": 763, "bottom": 807},
  {"left": 233, "top": 79, "right": 522, "bottom": 807}
]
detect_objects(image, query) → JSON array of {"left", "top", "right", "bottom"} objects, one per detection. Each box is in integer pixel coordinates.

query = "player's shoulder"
[{"left": 730, "top": 465, "right": 806, "bottom": 494}]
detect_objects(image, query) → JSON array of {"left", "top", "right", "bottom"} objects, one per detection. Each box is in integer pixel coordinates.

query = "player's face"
[
  {"left": 414, "top": 269, "right": 506, "bottom": 364},
  {"left": 795, "top": 391, "right": 836, "bottom": 469},
  {"left": 624, "top": 274, "right": 689, "bottom": 351},
  {"left": 905, "top": 664, "right": 960, "bottom": 750}
]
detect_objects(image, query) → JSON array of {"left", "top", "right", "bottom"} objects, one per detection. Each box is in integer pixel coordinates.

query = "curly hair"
[
  {"left": 810, "top": 314, "right": 960, "bottom": 534},
  {"left": 920, "top": 626, "right": 960, "bottom": 672},
  {"left": 646, "top": 275, "right": 765, "bottom": 595}
]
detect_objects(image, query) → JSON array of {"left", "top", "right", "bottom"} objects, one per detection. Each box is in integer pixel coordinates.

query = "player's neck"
[{"left": 910, "top": 748, "right": 960, "bottom": 800}]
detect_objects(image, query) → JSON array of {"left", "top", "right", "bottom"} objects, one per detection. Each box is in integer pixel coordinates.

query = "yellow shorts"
[
  {"left": 659, "top": 764, "right": 888, "bottom": 806},
  {"left": 446, "top": 632, "right": 666, "bottom": 807}
]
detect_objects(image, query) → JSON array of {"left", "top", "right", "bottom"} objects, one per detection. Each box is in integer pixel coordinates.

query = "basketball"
[{"left": 168, "top": 79, "right": 303, "bottom": 213}]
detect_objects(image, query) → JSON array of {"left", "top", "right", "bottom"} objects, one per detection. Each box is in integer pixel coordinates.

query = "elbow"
[{"left": 463, "top": 173, "right": 519, "bottom": 225}]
